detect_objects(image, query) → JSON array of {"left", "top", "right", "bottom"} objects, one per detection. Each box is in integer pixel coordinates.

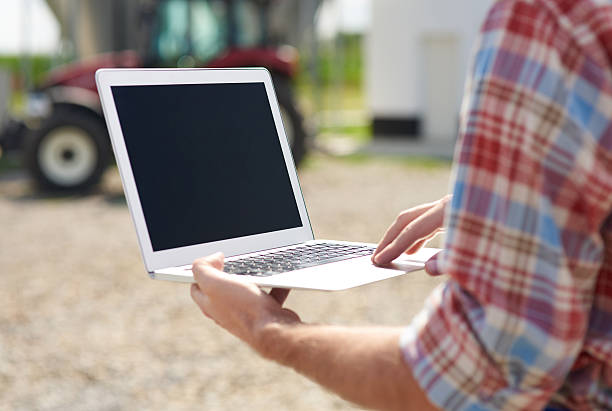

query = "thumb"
[
  {"left": 424, "top": 252, "right": 442, "bottom": 276},
  {"left": 207, "top": 252, "right": 225, "bottom": 270},
  {"left": 197, "top": 252, "right": 225, "bottom": 271}
]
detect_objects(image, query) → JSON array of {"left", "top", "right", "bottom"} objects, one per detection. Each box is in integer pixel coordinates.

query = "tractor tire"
[
  {"left": 24, "top": 106, "right": 111, "bottom": 192},
  {"left": 273, "top": 76, "right": 308, "bottom": 167}
]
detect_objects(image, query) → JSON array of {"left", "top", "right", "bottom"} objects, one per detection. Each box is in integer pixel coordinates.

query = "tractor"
[{"left": 0, "top": 0, "right": 311, "bottom": 191}]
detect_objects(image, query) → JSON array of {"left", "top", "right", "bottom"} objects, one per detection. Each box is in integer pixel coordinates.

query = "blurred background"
[{"left": 0, "top": 1, "right": 491, "bottom": 410}]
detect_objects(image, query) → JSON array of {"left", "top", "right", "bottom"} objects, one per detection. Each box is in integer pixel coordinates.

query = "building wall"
[{"left": 365, "top": 0, "right": 493, "bottom": 140}]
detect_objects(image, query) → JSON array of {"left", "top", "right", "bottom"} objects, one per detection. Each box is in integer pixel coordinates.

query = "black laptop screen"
[{"left": 111, "top": 82, "right": 303, "bottom": 252}]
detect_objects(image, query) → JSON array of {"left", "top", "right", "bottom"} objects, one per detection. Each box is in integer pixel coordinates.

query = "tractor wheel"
[
  {"left": 273, "top": 76, "right": 308, "bottom": 167},
  {"left": 24, "top": 106, "right": 111, "bottom": 192}
]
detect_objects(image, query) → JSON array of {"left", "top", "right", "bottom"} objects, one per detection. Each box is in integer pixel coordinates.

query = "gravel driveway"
[{"left": 0, "top": 153, "right": 451, "bottom": 411}]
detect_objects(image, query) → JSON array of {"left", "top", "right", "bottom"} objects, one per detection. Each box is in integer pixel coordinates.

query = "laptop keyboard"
[{"left": 223, "top": 243, "right": 376, "bottom": 277}]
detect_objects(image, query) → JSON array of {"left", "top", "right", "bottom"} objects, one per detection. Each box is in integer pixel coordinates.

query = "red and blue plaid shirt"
[{"left": 400, "top": 1, "right": 612, "bottom": 409}]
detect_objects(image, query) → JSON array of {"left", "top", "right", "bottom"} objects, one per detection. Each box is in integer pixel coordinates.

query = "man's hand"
[
  {"left": 372, "top": 195, "right": 451, "bottom": 267},
  {"left": 190, "top": 253, "right": 300, "bottom": 354},
  {"left": 190, "top": 254, "right": 440, "bottom": 411}
]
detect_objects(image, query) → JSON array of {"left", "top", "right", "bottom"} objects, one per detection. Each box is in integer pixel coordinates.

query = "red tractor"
[{"left": 0, "top": 0, "right": 309, "bottom": 191}]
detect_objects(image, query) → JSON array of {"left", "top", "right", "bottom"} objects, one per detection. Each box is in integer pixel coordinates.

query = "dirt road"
[{"left": 0, "top": 153, "right": 451, "bottom": 411}]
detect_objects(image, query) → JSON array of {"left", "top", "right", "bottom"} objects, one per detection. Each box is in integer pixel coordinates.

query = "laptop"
[{"left": 95, "top": 68, "right": 438, "bottom": 291}]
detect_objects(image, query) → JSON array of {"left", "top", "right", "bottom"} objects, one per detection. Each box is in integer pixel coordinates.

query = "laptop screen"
[{"left": 111, "top": 82, "right": 303, "bottom": 252}]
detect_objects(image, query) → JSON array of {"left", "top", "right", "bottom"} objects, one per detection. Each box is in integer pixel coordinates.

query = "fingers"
[
  {"left": 374, "top": 221, "right": 435, "bottom": 265},
  {"left": 424, "top": 252, "right": 441, "bottom": 276},
  {"left": 193, "top": 252, "right": 225, "bottom": 270},
  {"left": 269, "top": 288, "right": 291, "bottom": 306},
  {"left": 373, "top": 202, "right": 437, "bottom": 258},
  {"left": 373, "top": 202, "right": 446, "bottom": 265}
]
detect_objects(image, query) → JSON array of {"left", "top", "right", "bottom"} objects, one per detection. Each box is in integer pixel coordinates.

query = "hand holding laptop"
[
  {"left": 191, "top": 252, "right": 301, "bottom": 354},
  {"left": 190, "top": 198, "right": 445, "bottom": 349}
]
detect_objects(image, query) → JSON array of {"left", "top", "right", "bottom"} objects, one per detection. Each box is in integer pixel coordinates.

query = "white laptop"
[{"left": 95, "top": 68, "right": 438, "bottom": 291}]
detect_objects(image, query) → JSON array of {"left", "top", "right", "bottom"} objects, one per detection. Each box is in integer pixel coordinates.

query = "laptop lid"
[{"left": 95, "top": 68, "right": 314, "bottom": 272}]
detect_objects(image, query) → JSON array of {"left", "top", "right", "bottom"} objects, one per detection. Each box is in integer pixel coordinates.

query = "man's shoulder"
[
  {"left": 484, "top": 0, "right": 612, "bottom": 32},
  {"left": 478, "top": 0, "right": 563, "bottom": 56},
  {"left": 483, "top": 0, "right": 556, "bottom": 32},
  {"left": 484, "top": 0, "right": 612, "bottom": 68},
  {"left": 540, "top": 0, "right": 612, "bottom": 69}
]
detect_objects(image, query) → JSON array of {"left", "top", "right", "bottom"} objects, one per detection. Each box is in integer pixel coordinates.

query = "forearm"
[
  {"left": 256, "top": 324, "right": 439, "bottom": 411},
  {"left": 190, "top": 257, "right": 438, "bottom": 409}
]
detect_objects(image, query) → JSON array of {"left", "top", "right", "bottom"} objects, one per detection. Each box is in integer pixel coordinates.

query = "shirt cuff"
[{"left": 400, "top": 282, "right": 505, "bottom": 410}]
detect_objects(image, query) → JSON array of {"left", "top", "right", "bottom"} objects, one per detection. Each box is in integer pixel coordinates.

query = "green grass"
[
  {"left": 0, "top": 55, "right": 57, "bottom": 113},
  {"left": 0, "top": 55, "right": 55, "bottom": 86},
  {"left": 300, "top": 150, "right": 451, "bottom": 172},
  {"left": 295, "top": 33, "right": 368, "bottom": 123},
  {"left": 297, "top": 34, "right": 364, "bottom": 88},
  {"left": 296, "top": 81, "right": 366, "bottom": 113},
  {"left": 338, "top": 152, "right": 451, "bottom": 168},
  {"left": 318, "top": 124, "right": 372, "bottom": 142},
  {"left": 395, "top": 156, "right": 453, "bottom": 169}
]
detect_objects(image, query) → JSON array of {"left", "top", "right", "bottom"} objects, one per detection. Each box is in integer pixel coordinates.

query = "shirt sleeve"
[{"left": 400, "top": 2, "right": 612, "bottom": 409}]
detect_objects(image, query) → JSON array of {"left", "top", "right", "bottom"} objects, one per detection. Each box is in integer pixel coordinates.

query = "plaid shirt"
[{"left": 400, "top": 1, "right": 612, "bottom": 410}]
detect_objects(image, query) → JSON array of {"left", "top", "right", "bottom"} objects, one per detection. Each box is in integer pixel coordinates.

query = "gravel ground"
[{"left": 0, "top": 152, "right": 451, "bottom": 411}]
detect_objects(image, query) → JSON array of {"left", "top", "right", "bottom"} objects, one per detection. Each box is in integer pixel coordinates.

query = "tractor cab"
[{"left": 152, "top": 0, "right": 267, "bottom": 65}]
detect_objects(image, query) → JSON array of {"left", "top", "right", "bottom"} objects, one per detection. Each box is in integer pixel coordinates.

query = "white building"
[{"left": 366, "top": 0, "right": 493, "bottom": 141}]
